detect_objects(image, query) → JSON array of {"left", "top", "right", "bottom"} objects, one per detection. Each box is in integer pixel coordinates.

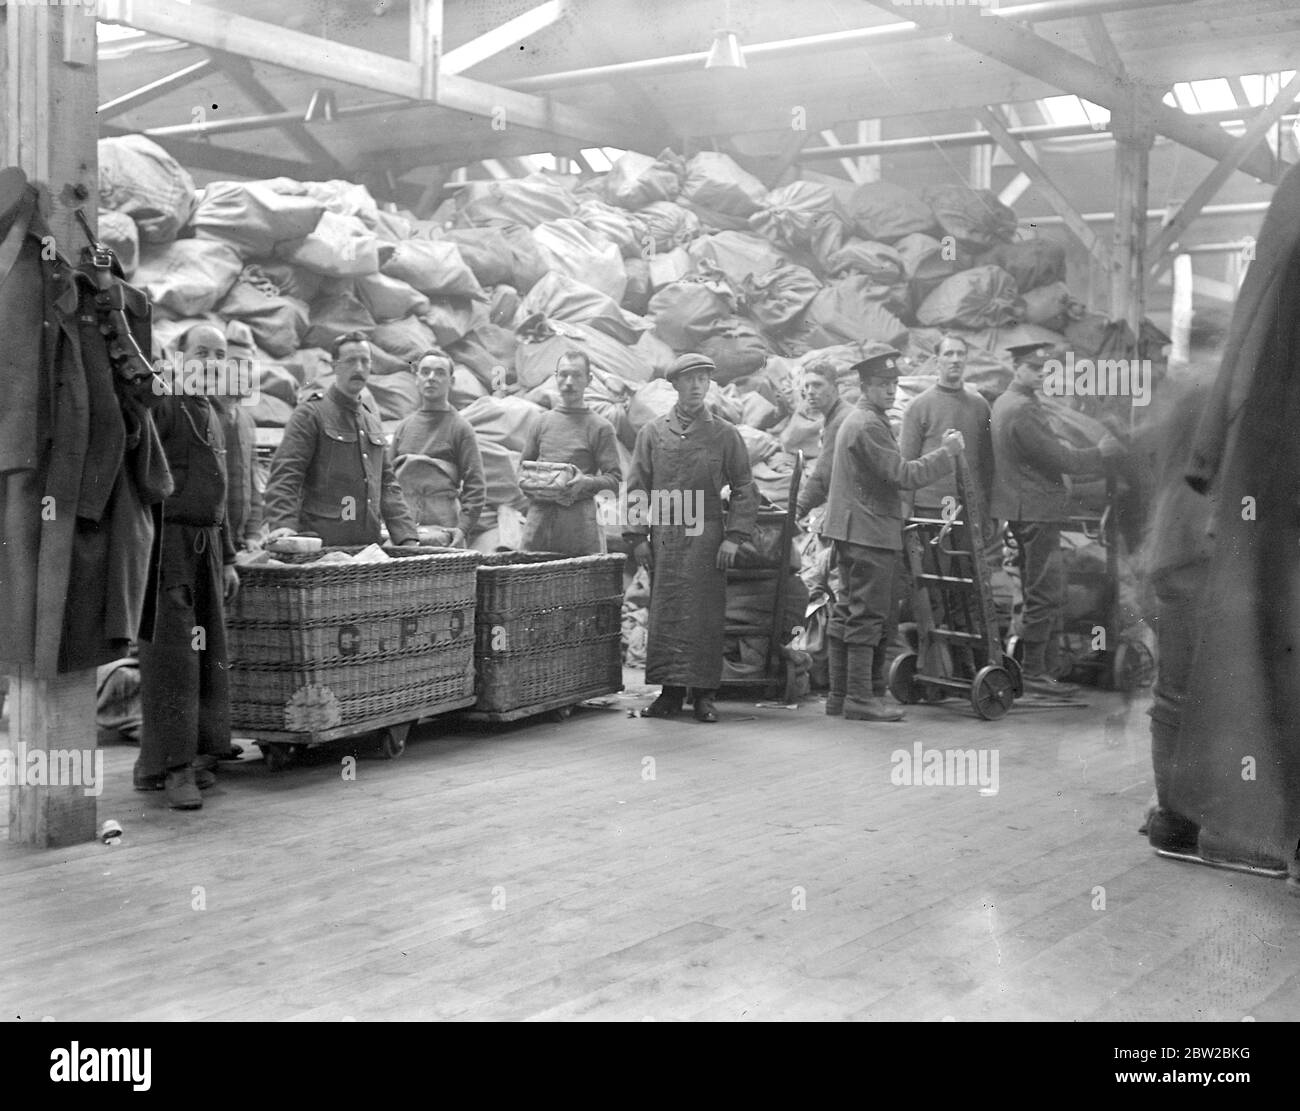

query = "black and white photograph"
[{"left": 2, "top": 0, "right": 1299, "bottom": 1050}]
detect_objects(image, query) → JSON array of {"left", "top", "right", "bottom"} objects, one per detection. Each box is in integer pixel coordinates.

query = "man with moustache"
[
  {"left": 626, "top": 353, "right": 757, "bottom": 724},
  {"left": 992, "top": 341, "right": 1125, "bottom": 697},
  {"left": 518, "top": 350, "right": 621, "bottom": 556},
  {"left": 264, "top": 331, "right": 420, "bottom": 548},
  {"left": 135, "top": 323, "right": 240, "bottom": 810},
  {"left": 388, "top": 349, "right": 485, "bottom": 548}
]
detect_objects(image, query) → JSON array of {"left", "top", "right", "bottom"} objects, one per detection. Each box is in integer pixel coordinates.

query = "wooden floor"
[{"left": 3, "top": 673, "right": 1298, "bottom": 1022}]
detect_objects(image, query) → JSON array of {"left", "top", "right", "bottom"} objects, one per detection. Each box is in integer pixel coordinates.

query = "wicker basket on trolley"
[
  {"left": 226, "top": 546, "right": 480, "bottom": 733},
  {"left": 472, "top": 552, "right": 625, "bottom": 715}
]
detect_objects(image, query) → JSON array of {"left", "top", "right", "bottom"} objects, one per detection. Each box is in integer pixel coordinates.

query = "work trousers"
[
  {"left": 1006, "top": 520, "right": 1063, "bottom": 646},
  {"left": 1149, "top": 560, "right": 1211, "bottom": 809},
  {"left": 138, "top": 524, "right": 231, "bottom": 774},
  {"left": 829, "top": 540, "right": 897, "bottom": 648}
]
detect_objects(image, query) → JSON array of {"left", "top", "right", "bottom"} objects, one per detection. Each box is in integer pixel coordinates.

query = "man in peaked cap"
[
  {"left": 822, "top": 349, "right": 965, "bottom": 722},
  {"left": 625, "top": 353, "right": 758, "bottom": 724},
  {"left": 991, "top": 341, "right": 1125, "bottom": 698}
]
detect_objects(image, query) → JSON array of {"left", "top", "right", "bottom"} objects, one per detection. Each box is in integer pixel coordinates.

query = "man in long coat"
[
  {"left": 1173, "top": 158, "right": 1300, "bottom": 871},
  {"left": 625, "top": 353, "right": 757, "bottom": 724}
]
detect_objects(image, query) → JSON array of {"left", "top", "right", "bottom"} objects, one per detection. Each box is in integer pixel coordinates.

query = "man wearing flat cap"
[
  {"left": 823, "top": 349, "right": 965, "bottom": 722},
  {"left": 992, "top": 342, "right": 1125, "bottom": 697},
  {"left": 625, "top": 353, "right": 758, "bottom": 723}
]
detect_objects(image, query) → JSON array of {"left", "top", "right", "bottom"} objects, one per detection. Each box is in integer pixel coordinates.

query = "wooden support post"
[
  {"left": 1, "top": 0, "right": 100, "bottom": 847},
  {"left": 410, "top": 0, "right": 442, "bottom": 101},
  {"left": 857, "top": 119, "right": 881, "bottom": 183},
  {"left": 1109, "top": 97, "right": 1154, "bottom": 350},
  {"left": 969, "top": 119, "right": 993, "bottom": 189}
]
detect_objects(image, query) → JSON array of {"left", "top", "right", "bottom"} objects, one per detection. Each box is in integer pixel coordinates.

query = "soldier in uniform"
[
  {"left": 264, "top": 331, "right": 420, "bottom": 548},
  {"left": 991, "top": 342, "right": 1125, "bottom": 697},
  {"left": 135, "top": 323, "right": 240, "bottom": 810},
  {"left": 822, "top": 350, "right": 964, "bottom": 722},
  {"left": 626, "top": 353, "right": 758, "bottom": 724}
]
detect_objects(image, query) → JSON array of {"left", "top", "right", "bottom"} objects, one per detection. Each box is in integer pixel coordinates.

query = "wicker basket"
[
  {"left": 474, "top": 552, "right": 625, "bottom": 713},
  {"left": 227, "top": 546, "right": 479, "bottom": 732}
]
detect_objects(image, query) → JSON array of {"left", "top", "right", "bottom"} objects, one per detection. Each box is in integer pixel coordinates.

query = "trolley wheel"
[
  {"left": 888, "top": 651, "right": 923, "bottom": 705},
  {"left": 1002, "top": 653, "right": 1024, "bottom": 698},
  {"left": 1112, "top": 639, "right": 1155, "bottom": 692},
  {"left": 377, "top": 723, "right": 410, "bottom": 760},
  {"left": 261, "top": 742, "right": 293, "bottom": 772},
  {"left": 970, "top": 665, "right": 1016, "bottom": 721}
]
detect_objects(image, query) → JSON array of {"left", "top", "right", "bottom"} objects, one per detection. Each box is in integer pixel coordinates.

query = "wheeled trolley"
[
  {"left": 462, "top": 551, "right": 625, "bottom": 724},
  {"left": 226, "top": 545, "right": 480, "bottom": 769},
  {"left": 1005, "top": 477, "right": 1155, "bottom": 692},
  {"left": 244, "top": 697, "right": 478, "bottom": 771},
  {"left": 891, "top": 451, "right": 1021, "bottom": 720},
  {"left": 719, "top": 451, "right": 805, "bottom": 703}
]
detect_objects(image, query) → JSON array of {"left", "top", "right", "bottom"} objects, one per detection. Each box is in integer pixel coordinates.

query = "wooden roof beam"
[
  {"left": 440, "top": 1, "right": 564, "bottom": 76},
  {"left": 97, "top": 57, "right": 217, "bottom": 121},
  {"left": 975, "top": 104, "right": 1112, "bottom": 270},
  {"left": 865, "top": 0, "right": 1279, "bottom": 183},
  {"left": 97, "top": 0, "right": 642, "bottom": 150},
  {"left": 1148, "top": 69, "right": 1300, "bottom": 279},
  {"left": 206, "top": 51, "right": 344, "bottom": 174}
]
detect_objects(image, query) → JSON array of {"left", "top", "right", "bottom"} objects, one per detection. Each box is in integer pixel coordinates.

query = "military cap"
[
  {"left": 850, "top": 348, "right": 903, "bottom": 381},
  {"left": 666, "top": 352, "right": 716, "bottom": 383},
  {"left": 1005, "top": 341, "right": 1055, "bottom": 366}
]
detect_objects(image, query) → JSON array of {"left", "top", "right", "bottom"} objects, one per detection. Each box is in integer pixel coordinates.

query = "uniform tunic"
[
  {"left": 519, "top": 405, "right": 621, "bottom": 556},
  {"left": 264, "top": 385, "right": 419, "bottom": 546},
  {"left": 795, "top": 396, "right": 850, "bottom": 518},
  {"left": 823, "top": 399, "right": 952, "bottom": 646},
  {"left": 388, "top": 406, "right": 487, "bottom": 536},
  {"left": 989, "top": 381, "right": 1106, "bottom": 644},
  {"left": 138, "top": 394, "right": 236, "bottom": 774},
  {"left": 625, "top": 407, "right": 757, "bottom": 689}
]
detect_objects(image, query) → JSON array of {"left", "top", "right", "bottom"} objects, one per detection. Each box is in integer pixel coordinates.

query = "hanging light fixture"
[
  {"left": 704, "top": 1, "right": 745, "bottom": 70},
  {"left": 704, "top": 29, "right": 747, "bottom": 70}
]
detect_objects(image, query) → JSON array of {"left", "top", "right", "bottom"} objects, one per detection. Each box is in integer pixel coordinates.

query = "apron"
[{"left": 520, "top": 497, "right": 605, "bottom": 556}]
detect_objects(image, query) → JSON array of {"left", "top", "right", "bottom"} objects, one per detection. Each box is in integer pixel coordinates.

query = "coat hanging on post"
[
  {"left": 0, "top": 169, "right": 169, "bottom": 678},
  {"left": 1173, "top": 160, "right": 1300, "bottom": 860}
]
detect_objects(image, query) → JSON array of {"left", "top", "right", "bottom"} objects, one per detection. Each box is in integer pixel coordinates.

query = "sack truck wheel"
[
  {"left": 888, "top": 651, "right": 922, "bottom": 705},
  {"left": 970, "top": 666, "right": 1016, "bottom": 721}
]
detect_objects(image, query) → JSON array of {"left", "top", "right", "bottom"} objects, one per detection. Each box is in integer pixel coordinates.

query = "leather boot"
[
  {"left": 871, "top": 643, "right": 888, "bottom": 698},
  {"left": 692, "top": 689, "right": 718, "bottom": 723},
  {"left": 1022, "top": 639, "right": 1078, "bottom": 698},
  {"left": 825, "top": 636, "right": 847, "bottom": 716},
  {"left": 645, "top": 685, "right": 685, "bottom": 718},
  {"left": 844, "top": 646, "right": 904, "bottom": 722}
]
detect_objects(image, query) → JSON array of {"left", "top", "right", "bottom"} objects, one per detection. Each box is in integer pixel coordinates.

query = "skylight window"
[
  {"left": 1189, "top": 78, "right": 1237, "bottom": 112},
  {"left": 1040, "top": 95, "right": 1109, "bottom": 128}
]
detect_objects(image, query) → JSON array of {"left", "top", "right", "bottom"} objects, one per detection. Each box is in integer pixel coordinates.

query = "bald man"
[{"left": 136, "top": 324, "right": 240, "bottom": 810}]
